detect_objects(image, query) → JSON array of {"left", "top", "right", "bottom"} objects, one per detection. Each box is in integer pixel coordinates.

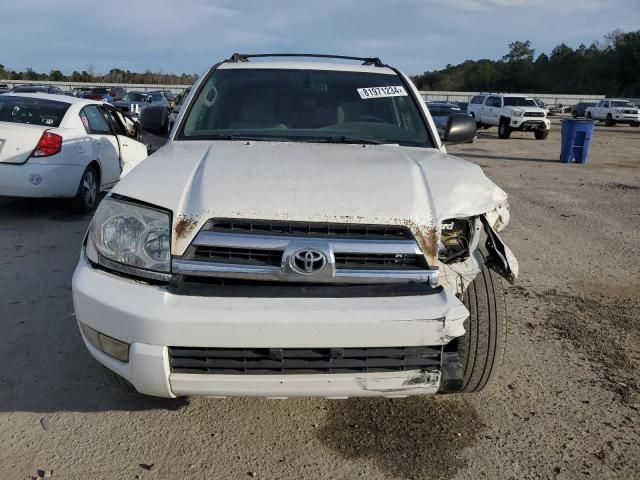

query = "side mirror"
[
  {"left": 443, "top": 113, "right": 477, "bottom": 145},
  {"left": 139, "top": 105, "right": 170, "bottom": 136}
]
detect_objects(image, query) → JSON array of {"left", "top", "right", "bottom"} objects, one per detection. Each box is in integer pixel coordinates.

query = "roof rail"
[{"left": 228, "top": 53, "right": 385, "bottom": 67}]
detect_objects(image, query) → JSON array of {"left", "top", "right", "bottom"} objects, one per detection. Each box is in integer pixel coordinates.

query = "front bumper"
[
  {"left": 510, "top": 118, "right": 550, "bottom": 130},
  {"left": 612, "top": 114, "right": 640, "bottom": 123},
  {"left": 0, "top": 162, "right": 84, "bottom": 198},
  {"left": 72, "top": 254, "right": 468, "bottom": 398}
]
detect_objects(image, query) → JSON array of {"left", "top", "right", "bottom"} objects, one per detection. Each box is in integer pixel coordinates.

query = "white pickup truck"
[
  {"left": 585, "top": 99, "right": 640, "bottom": 126},
  {"left": 72, "top": 54, "right": 518, "bottom": 399},
  {"left": 467, "top": 93, "right": 551, "bottom": 139}
]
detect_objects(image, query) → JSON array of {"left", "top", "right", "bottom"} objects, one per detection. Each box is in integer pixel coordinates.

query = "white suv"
[
  {"left": 72, "top": 54, "right": 517, "bottom": 399},
  {"left": 468, "top": 93, "right": 551, "bottom": 139}
]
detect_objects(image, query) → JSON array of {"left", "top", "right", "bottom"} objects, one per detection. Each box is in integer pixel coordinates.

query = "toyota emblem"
[{"left": 291, "top": 249, "right": 327, "bottom": 274}]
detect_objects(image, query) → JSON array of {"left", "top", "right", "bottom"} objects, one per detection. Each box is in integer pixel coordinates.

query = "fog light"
[{"left": 79, "top": 322, "right": 130, "bottom": 362}]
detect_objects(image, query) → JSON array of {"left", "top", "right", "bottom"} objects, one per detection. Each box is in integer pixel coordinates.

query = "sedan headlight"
[
  {"left": 511, "top": 111, "right": 524, "bottom": 117},
  {"left": 87, "top": 197, "right": 171, "bottom": 280},
  {"left": 438, "top": 218, "right": 473, "bottom": 264}
]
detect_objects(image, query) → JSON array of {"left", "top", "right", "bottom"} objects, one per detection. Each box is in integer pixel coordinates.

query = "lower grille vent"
[{"left": 169, "top": 346, "right": 441, "bottom": 374}]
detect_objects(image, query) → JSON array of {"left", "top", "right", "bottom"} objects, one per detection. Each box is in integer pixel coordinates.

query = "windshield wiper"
[
  {"left": 311, "top": 135, "right": 387, "bottom": 145},
  {"left": 210, "top": 134, "right": 291, "bottom": 142}
]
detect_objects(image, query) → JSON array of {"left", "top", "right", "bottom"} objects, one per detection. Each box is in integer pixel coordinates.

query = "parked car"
[
  {"left": 467, "top": 93, "right": 550, "bottom": 139},
  {"left": 571, "top": 102, "right": 597, "bottom": 118},
  {"left": 112, "top": 91, "right": 149, "bottom": 119},
  {"left": 0, "top": 84, "right": 10, "bottom": 94},
  {"left": 456, "top": 101, "right": 468, "bottom": 112},
  {"left": 585, "top": 99, "right": 640, "bottom": 126},
  {"left": 72, "top": 87, "right": 93, "bottom": 98},
  {"left": 12, "top": 85, "right": 64, "bottom": 95},
  {"left": 0, "top": 93, "right": 148, "bottom": 211},
  {"left": 146, "top": 91, "right": 171, "bottom": 108},
  {"left": 72, "top": 53, "right": 517, "bottom": 399},
  {"left": 84, "top": 87, "right": 126, "bottom": 102},
  {"left": 425, "top": 102, "right": 463, "bottom": 137},
  {"left": 168, "top": 87, "right": 191, "bottom": 130},
  {"left": 533, "top": 98, "right": 546, "bottom": 109}
]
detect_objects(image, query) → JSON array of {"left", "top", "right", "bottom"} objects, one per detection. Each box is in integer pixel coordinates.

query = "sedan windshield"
[
  {"left": 179, "top": 68, "right": 432, "bottom": 147},
  {"left": 428, "top": 105, "right": 461, "bottom": 116},
  {"left": 122, "top": 92, "right": 147, "bottom": 102},
  {"left": 503, "top": 97, "right": 538, "bottom": 107},
  {"left": 0, "top": 96, "right": 70, "bottom": 126}
]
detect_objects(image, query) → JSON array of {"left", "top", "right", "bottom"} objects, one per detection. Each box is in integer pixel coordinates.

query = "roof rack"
[{"left": 228, "top": 53, "right": 385, "bottom": 67}]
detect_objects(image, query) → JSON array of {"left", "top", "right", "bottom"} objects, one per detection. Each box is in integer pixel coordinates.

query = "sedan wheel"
[{"left": 72, "top": 165, "right": 99, "bottom": 213}]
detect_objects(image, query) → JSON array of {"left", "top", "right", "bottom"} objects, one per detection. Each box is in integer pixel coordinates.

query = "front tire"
[
  {"left": 605, "top": 114, "right": 615, "bottom": 126},
  {"left": 587, "top": 112, "right": 592, "bottom": 119},
  {"left": 456, "top": 267, "right": 507, "bottom": 392},
  {"left": 71, "top": 164, "right": 99, "bottom": 213},
  {"left": 535, "top": 129, "right": 549, "bottom": 140},
  {"left": 498, "top": 119, "right": 511, "bottom": 139},
  {"left": 631, "top": 122, "right": 639, "bottom": 128}
]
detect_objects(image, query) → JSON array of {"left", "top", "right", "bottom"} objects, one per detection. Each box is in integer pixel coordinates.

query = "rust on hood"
[
  {"left": 174, "top": 214, "right": 200, "bottom": 240},
  {"left": 403, "top": 220, "right": 439, "bottom": 266}
]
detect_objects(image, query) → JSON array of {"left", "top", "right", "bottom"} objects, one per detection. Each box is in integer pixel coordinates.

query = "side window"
[
  {"left": 487, "top": 96, "right": 499, "bottom": 107},
  {"left": 471, "top": 95, "right": 484, "bottom": 105},
  {"left": 82, "top": 105, "right": 111, "bottom": 134},
  {"left": 104, "top": 107, "right": 128, "bottom": 136}
]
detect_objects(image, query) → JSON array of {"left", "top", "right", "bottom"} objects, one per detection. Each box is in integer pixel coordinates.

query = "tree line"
[
  {"left": 412, "top": 29, "right": 640, "bottom": 96},
  {"left": 0, "top": 65, "right": 197, "bottom": 85}
]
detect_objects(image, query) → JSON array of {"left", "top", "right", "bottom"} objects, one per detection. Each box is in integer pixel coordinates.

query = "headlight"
[
  {"left": 511, "top": 111, "right": 523, "bottom": 117},
  {"left": 87, "top": 197, "right": 171, "bottom": 280},
  {"left": 438, "top": 218, "right": 472, "bottom": 264}
]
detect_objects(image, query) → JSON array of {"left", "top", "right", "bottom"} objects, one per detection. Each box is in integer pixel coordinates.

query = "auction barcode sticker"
[{"left": 357, "top": 86, "right": 407, "bottom": 99}]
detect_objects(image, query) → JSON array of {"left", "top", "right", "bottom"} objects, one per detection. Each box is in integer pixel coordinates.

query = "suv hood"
[
  {"left": 113, "top": 141, "right": 508, "bottom": 259},
  {"left": 505, "top": 106, "right": 547, "bottom": 115}
]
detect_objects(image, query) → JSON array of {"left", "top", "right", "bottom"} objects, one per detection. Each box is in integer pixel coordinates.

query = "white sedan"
[{"left": 0, "top": 93, "right": 148, "bottom": 211}]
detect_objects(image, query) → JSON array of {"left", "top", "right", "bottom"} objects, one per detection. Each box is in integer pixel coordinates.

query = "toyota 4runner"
[
  {"left": 72, "top": 54, "right": 518, "bottom": 399},
  {"left": 468, "top": 93, "right": 551, "bottom": 139}
]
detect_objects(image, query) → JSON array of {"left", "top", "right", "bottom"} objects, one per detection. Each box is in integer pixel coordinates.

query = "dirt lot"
[{"left": 1, "top": 117, "right": 639, "bottom": 480}]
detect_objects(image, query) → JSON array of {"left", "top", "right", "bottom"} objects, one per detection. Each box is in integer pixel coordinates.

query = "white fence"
[
  {"left": 419, "top": 90, "right": 604, "bottom": 107},
  {"left": 0, "top": 79, "right": 191, "bottom": 94}
]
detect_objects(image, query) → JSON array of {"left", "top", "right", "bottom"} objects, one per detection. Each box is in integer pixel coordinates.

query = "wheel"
[
  {"left": 102, "top": 366, "right": 138, "bottom": 394},
  {"left": 605, "top": 114, "right": 614, "bottom": 126},
  {"left": 631, "top": 122, "right": 639, "bottom": 128},
  {"left": 498, "top": 119, "right": 511, "bottom": 139},
  {"left": 572, "top": 111, "right": 578, "bottom": 118},
  {"left": 71, "top": 164, "right": 99, "bottom": 213},
  {"left": 535, "top": 129, "right": 549, "bottom": 140},
  {"left": 450, "top": 267, "right": 507, "bottom": 393},
  {"left": 586, "top": 112, "right": 592, "bottom": 119}
]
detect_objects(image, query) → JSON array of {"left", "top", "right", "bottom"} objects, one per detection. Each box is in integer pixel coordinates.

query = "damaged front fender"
[{"left": 480, "top": 215, "right": 519, "bottom": 284}]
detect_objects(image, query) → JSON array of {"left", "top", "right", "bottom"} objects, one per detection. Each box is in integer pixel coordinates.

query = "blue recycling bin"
[{"left": 560, "top": 119, "right": 595, "bottom": 164}]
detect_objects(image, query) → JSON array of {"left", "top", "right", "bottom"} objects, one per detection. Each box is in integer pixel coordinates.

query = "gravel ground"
[{"left": 1, "top": 117, "right": 638, "bottom": 480}]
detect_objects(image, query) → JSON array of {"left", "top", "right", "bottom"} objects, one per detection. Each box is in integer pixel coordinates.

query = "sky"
[{"left": 1, "top": 0, "right": 639, "bottom": 77}]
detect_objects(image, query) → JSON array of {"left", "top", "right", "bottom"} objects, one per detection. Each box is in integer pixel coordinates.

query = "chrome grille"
[{"left": 173, "top": 218, "right": 438, "bottom": 286}]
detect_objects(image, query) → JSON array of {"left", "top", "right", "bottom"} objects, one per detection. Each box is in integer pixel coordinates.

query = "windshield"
[
  {"left": 179, "top": 68, "right": 432, "bottom": 147},
  {"left": 91, "top": 88, "right": 109, "bottom": 95},
  {"left": 122, "top": 92, "right": 147, "bottom": 102},
  {"left": 611, "top": 100, "right": 633, "bottom": 107},
  {"left": 0, "top": 96, "right": 70, "bottom": 126},
  {"left": 427, "top": 105, "right": 461, "bottom": 116},
  {"left": 148, "top": 93, "right": 164, "bottom": 103},
  {"left": 504, "top": 97, "right": 538, "bottom": 107}
]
